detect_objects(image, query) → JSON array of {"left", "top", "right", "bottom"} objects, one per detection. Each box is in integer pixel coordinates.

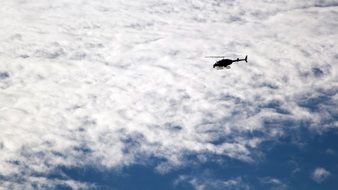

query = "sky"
[{"left": 0, "top": 0, "right": 338, "bottom": 189}]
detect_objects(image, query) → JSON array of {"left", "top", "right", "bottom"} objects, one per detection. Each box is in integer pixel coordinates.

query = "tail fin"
[{"left": 245, "top": 55, "right": 248, "bottom": 62}]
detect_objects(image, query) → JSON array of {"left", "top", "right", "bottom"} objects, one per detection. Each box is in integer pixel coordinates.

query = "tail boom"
[{"left": 236, "top": 55, "right": 248, "bottom": 62}]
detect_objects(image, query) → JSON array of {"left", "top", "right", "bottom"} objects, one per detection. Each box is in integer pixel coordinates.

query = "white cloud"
[
  {"left": 0, "top": 0, "right": 337, "bottom": 188},
  {"left": 260, "top": 177, "right": 288, "bottom": 190},
  {"left": 175, "top": 175, "right": 249, "bottom": 190},
  {"left": 312, "top": 167, "right": 330, "bottom": 183},
  {"left": 0, "top": 176, "right": 94, "bottom": 190}
]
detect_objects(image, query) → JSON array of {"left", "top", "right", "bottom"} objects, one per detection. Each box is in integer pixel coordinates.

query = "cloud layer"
[{"left": 0, "top": 0, "right": 337, "bottom": 188}]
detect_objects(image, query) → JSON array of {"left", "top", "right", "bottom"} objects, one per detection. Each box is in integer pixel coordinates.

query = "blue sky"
[{"left": 48, "top": 125, "right": 338, "bottom": 190}]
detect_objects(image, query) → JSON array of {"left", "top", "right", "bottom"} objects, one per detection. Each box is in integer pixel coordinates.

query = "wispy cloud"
[
  {"left": 175, "top": 175, "right": 249, "bottom": 190},
  {"left": 260, "top": 177, "right": 288, "bottom": 190},
  {"left": 311, "top": 167, "right": 330, "bottom": 183}
]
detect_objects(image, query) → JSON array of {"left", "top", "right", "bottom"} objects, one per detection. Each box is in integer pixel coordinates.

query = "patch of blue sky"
[{"left": 50, "top": 127, "right": 338, "bottom": 190}]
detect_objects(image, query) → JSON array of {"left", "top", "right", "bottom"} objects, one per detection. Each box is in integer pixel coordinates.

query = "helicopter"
[{"left": 205, "top": 55, "right": 248, "bottom": 69}]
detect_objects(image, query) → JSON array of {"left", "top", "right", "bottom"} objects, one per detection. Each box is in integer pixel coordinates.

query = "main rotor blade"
[{"left": 205, "top": 56, "right": 226, "bottom": 58}]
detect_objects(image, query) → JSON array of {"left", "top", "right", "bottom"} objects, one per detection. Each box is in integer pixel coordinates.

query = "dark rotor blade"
[{"left": 205, "top": 56, "right": 226, "bottom": 58}]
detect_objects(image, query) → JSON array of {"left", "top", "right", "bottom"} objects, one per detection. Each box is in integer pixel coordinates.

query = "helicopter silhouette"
[{"left": 206, "top": 55, "right": 248, "bottom": 69}]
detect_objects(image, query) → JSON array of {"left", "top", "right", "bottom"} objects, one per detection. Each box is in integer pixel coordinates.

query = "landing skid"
[{"left": 215, "top": 66, "right": 231, "bottom": 70}]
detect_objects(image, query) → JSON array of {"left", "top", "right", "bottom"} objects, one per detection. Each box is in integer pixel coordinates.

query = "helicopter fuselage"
[{"left": 213, "top": 59, "right": 233, "bottom": 69}]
